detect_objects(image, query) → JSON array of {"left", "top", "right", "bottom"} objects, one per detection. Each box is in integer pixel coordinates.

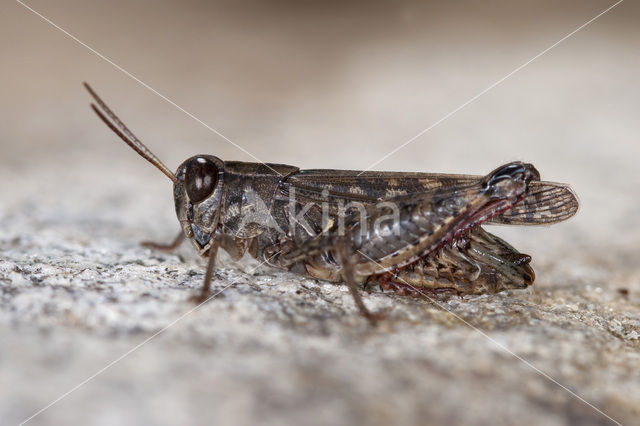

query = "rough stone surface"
[{"left": 2, "top": 1, "right": 639, "bottom": 425}]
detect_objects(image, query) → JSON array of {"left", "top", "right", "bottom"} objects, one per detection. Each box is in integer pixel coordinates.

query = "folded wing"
[{"left": 284, "top": 169, "right": 579, "bottom": 225}]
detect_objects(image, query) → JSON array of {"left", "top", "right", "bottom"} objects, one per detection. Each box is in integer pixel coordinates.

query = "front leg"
[
  {"left": 139, "top": 229, "right": 216, "bottom": 303},
  {"left": 189, "top": 242, "right": 220, "bottom": 304},
  {"left": 141, "top": 231, "right": 186, "bottom": 252},
  {"left": 190, "top": 233, "right": 250, "bottom": 304}
]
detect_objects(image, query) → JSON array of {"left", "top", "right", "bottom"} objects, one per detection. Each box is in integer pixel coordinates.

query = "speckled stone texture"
[{"left": 2, "top": 1, "right": 639, "bottom": 425}]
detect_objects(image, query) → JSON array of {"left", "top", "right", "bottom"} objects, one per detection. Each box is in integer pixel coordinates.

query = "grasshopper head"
[
  {"left": 174, "top": 155, "right": 226, "bottom": 253},
  {"left": 84, "top": 83, "right": 225, "bottom": 254}
]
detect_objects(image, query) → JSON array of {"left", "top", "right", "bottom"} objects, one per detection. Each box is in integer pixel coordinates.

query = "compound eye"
[{"left": 185, "top": 157, "right": 218, "bottom": 203}]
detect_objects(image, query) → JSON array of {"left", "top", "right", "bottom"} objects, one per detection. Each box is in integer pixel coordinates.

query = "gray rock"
[{"left": 2, "top": 1, "right": 639, "bottom": 425}]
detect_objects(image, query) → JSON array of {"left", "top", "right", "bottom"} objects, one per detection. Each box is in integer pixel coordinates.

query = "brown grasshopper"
[{"left": 84, "top": 83, "right": 579, "bottom": 323}]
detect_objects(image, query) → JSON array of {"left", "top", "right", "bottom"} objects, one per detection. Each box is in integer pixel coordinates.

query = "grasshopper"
[{"left": 85, "top": 83, "right": 578, "bottom": 323}]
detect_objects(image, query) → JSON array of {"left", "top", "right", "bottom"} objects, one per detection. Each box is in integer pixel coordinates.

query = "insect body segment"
[
  {"left": 274, "top": 162, "right": 539, "bottom": 286},
  {"left": 388, "top": 227, "right": 535, "bottom": 297},
  {"left": 85, "top": 83, "right": 579, "bottom": 322}
]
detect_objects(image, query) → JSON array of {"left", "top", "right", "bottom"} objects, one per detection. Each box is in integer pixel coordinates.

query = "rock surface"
[{"left": 2, "top": 1, "right": 639, "bottom": 425}]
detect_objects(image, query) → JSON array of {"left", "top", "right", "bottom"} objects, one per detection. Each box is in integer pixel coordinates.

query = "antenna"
[{"left": 84, "top": 82, "right": 176, "bottom": 182}]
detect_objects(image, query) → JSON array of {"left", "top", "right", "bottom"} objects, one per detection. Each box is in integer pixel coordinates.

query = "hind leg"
[{"left": 377, "top": 274, "right": 461, "bottom": 300}]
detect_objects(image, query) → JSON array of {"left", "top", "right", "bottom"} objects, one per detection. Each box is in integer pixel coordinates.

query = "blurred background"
[
  {"left": 2, "top": 0, "right": 639, "bottom": 247},
  {"left": 2, "top": 0, "right": 639, "bottom": 248},
  {"left": 1, "top": 1, "right": 639, "bottom": 425}
]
